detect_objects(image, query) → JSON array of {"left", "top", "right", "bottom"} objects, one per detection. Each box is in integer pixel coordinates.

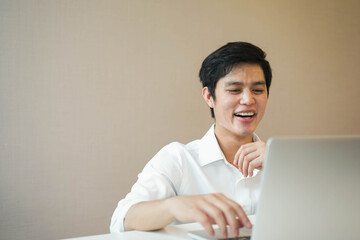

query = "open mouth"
[{"left": 234, "top": 112, "right": 255, "bottom": 119}]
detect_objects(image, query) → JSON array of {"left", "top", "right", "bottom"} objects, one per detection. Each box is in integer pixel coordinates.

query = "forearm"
[{"left": 124, "top": 198, "right": 175, "bottom": 231}]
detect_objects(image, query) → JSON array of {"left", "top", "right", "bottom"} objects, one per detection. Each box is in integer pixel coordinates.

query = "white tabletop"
[
  {"left": 63, "top": 215, "right": 256, "bottom": 240},
  {"left": 63, "top": 222, "right": 204, "bottom": 240}
]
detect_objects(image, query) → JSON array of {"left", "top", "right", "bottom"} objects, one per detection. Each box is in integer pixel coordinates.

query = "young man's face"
[{"left": 204, "top": 64, "right": 268, "bottom": 139}]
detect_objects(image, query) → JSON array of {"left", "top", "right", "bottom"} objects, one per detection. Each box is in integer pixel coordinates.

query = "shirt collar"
[{"left": 198, "top": 124, "right": 261, "bottom": 167}]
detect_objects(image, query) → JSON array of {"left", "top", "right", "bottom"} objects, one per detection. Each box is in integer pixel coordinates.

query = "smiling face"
[{"left": 203, "top": 64, "right": 268, "bottom": 141}]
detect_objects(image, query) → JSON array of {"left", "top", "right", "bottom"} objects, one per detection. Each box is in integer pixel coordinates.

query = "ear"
[{"left": 202, "top": 87, "right": 214, "bottom": 108}]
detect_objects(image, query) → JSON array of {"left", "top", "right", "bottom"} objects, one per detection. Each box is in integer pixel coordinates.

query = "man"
[{"left": 110, "top": 42, "right": 272, "bottom": 239}]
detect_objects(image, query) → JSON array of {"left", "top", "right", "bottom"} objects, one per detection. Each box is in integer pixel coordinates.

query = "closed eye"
[
  {"left": 228, "top": 89, "right": 242, "bottom": 94},
  {"left": 252, "top": 89, "right": 265, "bottom": 94}
]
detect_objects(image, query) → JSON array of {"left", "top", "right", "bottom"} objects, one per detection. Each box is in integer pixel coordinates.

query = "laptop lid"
[{"left": 251, "top": 136, "right": 360, "bottom": 240}]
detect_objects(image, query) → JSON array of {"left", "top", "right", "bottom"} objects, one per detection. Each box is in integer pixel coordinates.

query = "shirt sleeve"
[{"left": 110, "top": 142, "right": 184, "bottom": 232}]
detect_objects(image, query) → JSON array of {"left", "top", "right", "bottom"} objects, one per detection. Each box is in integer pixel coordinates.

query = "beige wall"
[{"left": 1, "top": 0, "right": 359, "bottom": 239}]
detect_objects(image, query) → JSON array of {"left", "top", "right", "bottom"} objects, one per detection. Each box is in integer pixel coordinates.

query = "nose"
[{"left": 239, "top": 89, "right": 255, "bottom": 105}]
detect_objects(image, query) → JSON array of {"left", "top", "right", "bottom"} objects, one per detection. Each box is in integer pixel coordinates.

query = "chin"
[
  {"left": 234, "top": 127, "right": 255, "bottom": 136},
  {"left": 234, "top": 130, "right": 253, "bottom": 138}
]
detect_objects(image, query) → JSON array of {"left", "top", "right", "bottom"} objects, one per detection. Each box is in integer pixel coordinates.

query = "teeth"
[{"left": 235, "top": 112, "right": 255, "bottom": 117}]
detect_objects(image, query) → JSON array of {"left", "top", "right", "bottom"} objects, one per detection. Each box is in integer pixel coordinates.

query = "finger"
[
  {"left": 242, "top": 151, "right": 260, "bottom": 177},
  {"left": 209, "top": 194, "right": 251, "bottom": 236},
  {"left": 217, "top": 194, "right": 252, "bottom": 229},
  {"left": 236, "top": 145, "right": 257, "bottom": 173},
  {"left": 197, "top": 198, "right": 228, "bottom": 238},
  {"left": 233, "top": 148, "right": 241, "bottom": 166},
  {"left": 233, "top": 143, "right": 253, "bottom": 166},
  {"left": 207, "top": 195, "right": 240, "bottom": 237},
  {"left": 194, "top": 209, "right": 215, "bottom": 237},
  {"left": 238, "top": 150, "right": 246, "bottom": 175},
  {"left": 248, "top": 158, "right": 261, "bottom": 177}
]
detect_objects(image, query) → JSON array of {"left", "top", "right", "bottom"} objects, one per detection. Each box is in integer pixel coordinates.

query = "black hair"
[{"left": 199, "top": 42, "right": 272, "bottom": 118}]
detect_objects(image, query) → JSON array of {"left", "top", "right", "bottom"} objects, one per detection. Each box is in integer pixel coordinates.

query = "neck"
[{"left": 214, "top": 125, "right": 253, "bottom": 166}]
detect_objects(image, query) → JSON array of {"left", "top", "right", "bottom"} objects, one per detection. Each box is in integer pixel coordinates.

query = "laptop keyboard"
[{"left": 218, "top": 237, "right": 250, "bottom": 240}]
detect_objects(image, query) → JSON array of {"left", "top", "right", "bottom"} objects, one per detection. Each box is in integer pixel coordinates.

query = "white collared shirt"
[{"left": 110, "top": 124, "right": 262, "bottom": 232}]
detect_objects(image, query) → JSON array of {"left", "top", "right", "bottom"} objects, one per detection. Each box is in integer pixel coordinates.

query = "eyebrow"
[{"left": 225, "top": 80, "right": 266, "bottom": 87}]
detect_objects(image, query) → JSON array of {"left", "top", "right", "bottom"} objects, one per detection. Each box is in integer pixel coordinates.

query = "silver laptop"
[{"left": 189, "top": 135, "right": 360, "bottom": 240}]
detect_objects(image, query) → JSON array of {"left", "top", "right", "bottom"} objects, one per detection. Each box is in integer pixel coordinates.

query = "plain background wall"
[{"left": 1, "top": 0, "right": 359, "bottom": 239}]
